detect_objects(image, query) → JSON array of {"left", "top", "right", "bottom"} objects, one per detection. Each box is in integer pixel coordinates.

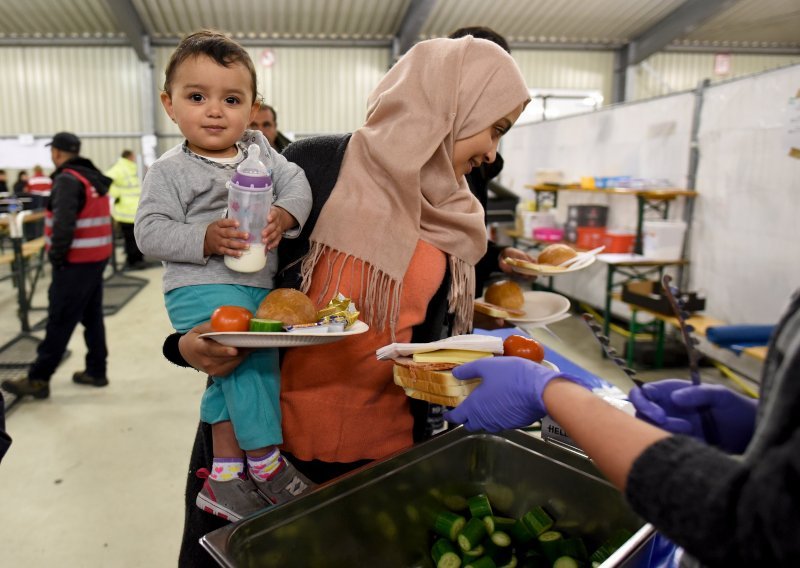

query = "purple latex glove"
[
  {"left": 629, "top": 379, "right": 757, "bottom": 453},
  {"left": 443, "top": 356, "right": 584, "bottom": 433}
]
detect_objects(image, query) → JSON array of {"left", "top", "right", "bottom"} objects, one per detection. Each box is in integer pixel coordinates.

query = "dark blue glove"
[
  {"left": 629, "top": 379, "right": 757, "bottom": 453},
  {"left": 443, "top": 356, "right": 584, "bottom": 433}
]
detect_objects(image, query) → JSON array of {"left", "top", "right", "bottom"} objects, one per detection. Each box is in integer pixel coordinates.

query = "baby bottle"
[{"left": 224, "top": 144, "right": 273, "bottom": 273}]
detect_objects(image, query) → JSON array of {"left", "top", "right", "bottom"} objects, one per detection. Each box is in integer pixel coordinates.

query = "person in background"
[
  {"left": 444, "top": 289, "right": 800, "bottom": 565},
  {"left": 105, "top": 149, "right": 146, "bottom": 270},
  {"left": 249, "top": 103, "right": 292, "bottom": 152},
  {"left": 13, "top": 170, "right": 28, "bottom": 196},
  {"left": 136, "top": 30, "right": 314, "bottom": 523},
  {"left": 0, "top": 170, "right": 7, "bottom": 194},
  {"left": 164, "top": 36, "right": 531, "bottom": 567},
  {"left": 1, "top": 132, "right": 113, "bottom": 400},
  {"left": 448, "top": 26, "right": 536, "bottom": 300},
  {"left": 27, "top": 164, "right": 53, "bottom": 206}
]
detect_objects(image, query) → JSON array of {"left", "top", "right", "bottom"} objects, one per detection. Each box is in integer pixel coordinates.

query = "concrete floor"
[
  {"left": 0, "top": 251, "right": 729, "bottom": 567},
  {"left": 1, "top": 259, "right": 201, "bottom": 567}
]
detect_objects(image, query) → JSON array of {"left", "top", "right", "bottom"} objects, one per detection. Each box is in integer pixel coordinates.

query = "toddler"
[{"left": 135, "top": 30, "right": 313, "bottom": 522}]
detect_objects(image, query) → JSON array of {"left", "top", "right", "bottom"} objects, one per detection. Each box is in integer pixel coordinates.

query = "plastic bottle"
[{"left": 224, "top": 144, "right": 273, "bottom": 273}]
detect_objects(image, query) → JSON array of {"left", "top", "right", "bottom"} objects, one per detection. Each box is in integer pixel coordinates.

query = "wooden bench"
[{"left": 0, "top": 237, "right": 46, "bottom": 266}]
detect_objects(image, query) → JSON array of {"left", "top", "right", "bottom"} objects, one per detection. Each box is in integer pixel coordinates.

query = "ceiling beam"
[
  {"left": 394, "top": 0, "right": 438, "bottom": 58},
  {"left": 103, "top": 0, "right": 151, "bottom": 62},
  {"left": 627, "top": 0, "right": 742, "bottom": 66}
]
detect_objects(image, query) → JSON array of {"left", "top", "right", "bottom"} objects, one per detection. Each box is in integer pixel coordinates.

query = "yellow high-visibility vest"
[{"left": 105, "top": 157, "right": 141, "bottom": 223}]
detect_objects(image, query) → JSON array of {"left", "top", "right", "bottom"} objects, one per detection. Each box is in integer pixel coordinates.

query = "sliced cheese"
[{"left": 412, "top": 349, "right": 493, "bottom": 364}]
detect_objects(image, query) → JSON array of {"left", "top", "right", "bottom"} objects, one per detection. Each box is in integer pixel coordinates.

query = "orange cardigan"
[{"left": 280, "top": 240, "right": 446, "bottom": 463}]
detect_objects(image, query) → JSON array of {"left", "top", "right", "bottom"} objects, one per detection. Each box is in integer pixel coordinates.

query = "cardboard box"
[{"left": 622, "top": 280, "right": 705, "bottom": 316}]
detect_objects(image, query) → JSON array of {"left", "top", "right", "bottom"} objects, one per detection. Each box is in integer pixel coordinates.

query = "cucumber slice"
[
  {"left": 520, "top": 506, "right": 553, "bottom": 536},
  {"left": 432, "top": 538, "right": 462, "bottom": 568},
  {"left": 458, "top": 517, "right": 488, "bottom": 552},
  {"left": 538, "top": 530, "right": 563, "bottom": 563},
  {"left": 553, "top": 556, "right": 579, "bottom": 568},
  {"left": 489, "top": 531, "right": 511, "bottom": 547},
  {"left": 248, "top": 318, "right": 284, "bottom": 332},
  {"left": 468, "top": 494, "right": 493, "bottom": 518},
  {"left": 434, "top": 511, "right": 467, "bottom": 541}
]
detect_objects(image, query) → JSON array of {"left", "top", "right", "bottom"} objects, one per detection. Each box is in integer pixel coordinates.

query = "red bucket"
[
  {"left": 576, "top": 227, "right": 606, "bottom": 249},
  {"left": 603, "top": 232, "right": 636, "bottom": 254}
]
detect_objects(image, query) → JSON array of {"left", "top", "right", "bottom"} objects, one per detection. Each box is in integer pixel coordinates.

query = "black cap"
[{"left": 46, "top": 132, "right": 81, "bottom": 153}]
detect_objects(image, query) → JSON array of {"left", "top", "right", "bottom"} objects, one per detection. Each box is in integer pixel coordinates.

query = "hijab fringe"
[
  {"left": 301, "top": 241, "right": 403, "bottom": 342},
  {"left": 448, "top": 256, "right": 475, "bottom": 335}
]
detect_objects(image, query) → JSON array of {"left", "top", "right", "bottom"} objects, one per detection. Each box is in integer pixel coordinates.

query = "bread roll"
[
  {"left": 537, "top": 244, "right": 577, "bottom": 266},
  {"left": 484, "top": 280, "right": 524, "bottom": 310},
  {"left": 256, "top": 288, "right": 318, "bottom": 325}
]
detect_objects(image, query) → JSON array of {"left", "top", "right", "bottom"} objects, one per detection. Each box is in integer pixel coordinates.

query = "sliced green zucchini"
[
  {"left": 537, "top": 530, "right": 563, "bottom": 563},
  {"left": 489, "top": 531, "right": 511, "bottom": 547},
  {"left": 458, "top": 517, "right": 488, "bottom": 552},
  {"left": 434, "top": 511, "right": 467, "bottom": 541},
  {"left": 432, "top": 538, "right": 462, "bottom": 568},
  {"left": 468, "top": 494, "right": 493, "bottom": 518},
  {"left": 248, "top": 318, "right": 283, "bottom": 332},
  {"left": 520, "top": 506, "right": 553, "bottom": 537},
  {"left": 552, "top": 556, "right": 579, "bottom": 568}
]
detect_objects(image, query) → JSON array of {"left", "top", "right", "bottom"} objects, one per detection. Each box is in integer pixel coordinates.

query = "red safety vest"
[
  {"left": 45, "top": 168, "right": 113, "bottom": 263},
  {"left": 27, "top": 175, "right": 53, "bottom": 196}
]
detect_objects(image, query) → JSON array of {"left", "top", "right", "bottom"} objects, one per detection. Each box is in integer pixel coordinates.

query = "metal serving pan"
[{"left": 202, "top": 427, "right": 654, "bottom": 567}]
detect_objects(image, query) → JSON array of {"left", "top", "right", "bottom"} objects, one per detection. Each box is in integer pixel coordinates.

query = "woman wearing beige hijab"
[{"left": 165, "top": 37, "right": 529, "bottom": 567}]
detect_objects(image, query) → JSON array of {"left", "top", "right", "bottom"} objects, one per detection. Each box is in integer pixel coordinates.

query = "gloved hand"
[
  {"left": 629, "top": 379, "right": 757, "bottom": 453},
  {"left": 443, "top": 356, "right": 585, "bottom": 433}
]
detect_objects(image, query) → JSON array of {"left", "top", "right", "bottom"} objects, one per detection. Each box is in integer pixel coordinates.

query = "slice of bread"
[
  {"left": 393, "top": 359, "right": 481, "bottom": 405},
  {"left": 400, "top": 387, "right": 468, "bottom": 407}
]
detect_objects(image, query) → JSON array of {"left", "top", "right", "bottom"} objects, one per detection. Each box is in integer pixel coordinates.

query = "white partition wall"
[
  {"left": 691, "top": 64, "right": 800, "bottom": 323},
  {"left": 498, "top": 64, "right": 800, "bottom": 326}
]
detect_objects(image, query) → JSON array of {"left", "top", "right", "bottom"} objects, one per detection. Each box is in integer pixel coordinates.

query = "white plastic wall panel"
[
  {"left": 0, "top": 46, "right": 143, "bottom": 136},
  {"left": 154, "top": 45, "right": 388, "bottom": 143},
  {"left": 422, "top": 0, "right": 684, "bottom": 45},
  {"left": 0, "top": 45, "right": 145, "bottom": 172},
  {"left": 0, "top": 0, "right": 120, "bottom": 38},
  {"left": 683, "top": 0, "right": 800, "bottom": 47},
  {"left": 135, "top": 0, "right": 410, "bottom": 40},
  {"left": 690, "top": 64, "right": 800, "bottom": 324},
  {"left": 632, "top": 52, "right": 800, "bottom": 100},
  {"left": 513, "top": 50, "right": 615, "bottom": 105}
]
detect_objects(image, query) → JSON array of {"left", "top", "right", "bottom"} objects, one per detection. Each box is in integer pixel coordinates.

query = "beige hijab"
[{"left": 301, "top": 37, "right": 530, "bottom": 336}]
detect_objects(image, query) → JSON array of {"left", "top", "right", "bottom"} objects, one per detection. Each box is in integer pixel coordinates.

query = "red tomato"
[
  {"left": 211, "top": 306, "right": 253, "bottom": 332},
  {"left": 503, "top": 335, "right": 545, "bottom": 363}
]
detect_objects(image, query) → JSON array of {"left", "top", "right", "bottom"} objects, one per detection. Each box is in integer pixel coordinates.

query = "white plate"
[
  {"left": 199, "top": 320, "right": 369, "bottom": 348},
  {"left": 505, "top": 254, "right": 596, "bottom": 277},
  {"left": 503, "top": 291, "right": 571, "bottom": 324}
]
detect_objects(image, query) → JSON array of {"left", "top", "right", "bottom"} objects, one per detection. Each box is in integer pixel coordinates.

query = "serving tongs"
[
  {"left": 660, "top": 274, "right": 721, "bottom": 446},
  {"left": 580, "top": 312, "right": 643, "bottom": 388}
]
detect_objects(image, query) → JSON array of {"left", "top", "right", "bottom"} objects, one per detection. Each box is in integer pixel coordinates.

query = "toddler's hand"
[
  {"left": 262, "top": 207, "right": 298, "bottom": 251},
  {"left": 204, "top": 219, "right": 249, "bottom": 257}
]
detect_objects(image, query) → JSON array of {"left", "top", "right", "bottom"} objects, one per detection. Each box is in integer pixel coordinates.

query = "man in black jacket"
[{"left": 2, "top": 132, "right": 114, "bottom": 400}]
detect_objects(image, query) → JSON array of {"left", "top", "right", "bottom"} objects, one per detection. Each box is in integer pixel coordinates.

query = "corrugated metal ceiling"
[{"left": 0, "top": 0, "right": 798, "bottom": 50}]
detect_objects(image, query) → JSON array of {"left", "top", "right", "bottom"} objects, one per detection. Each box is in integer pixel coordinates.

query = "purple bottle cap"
[{"left": 231, "top": 144, "right": 271, "bottom": 190}]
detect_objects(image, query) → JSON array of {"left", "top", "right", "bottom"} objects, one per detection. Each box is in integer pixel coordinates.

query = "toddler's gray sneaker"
[
  {"left": 251, "top": 459, "right": 316, "bottom": 505},
  {"left": 195, "top": 468, "right": 272, "bottom": 522}
]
